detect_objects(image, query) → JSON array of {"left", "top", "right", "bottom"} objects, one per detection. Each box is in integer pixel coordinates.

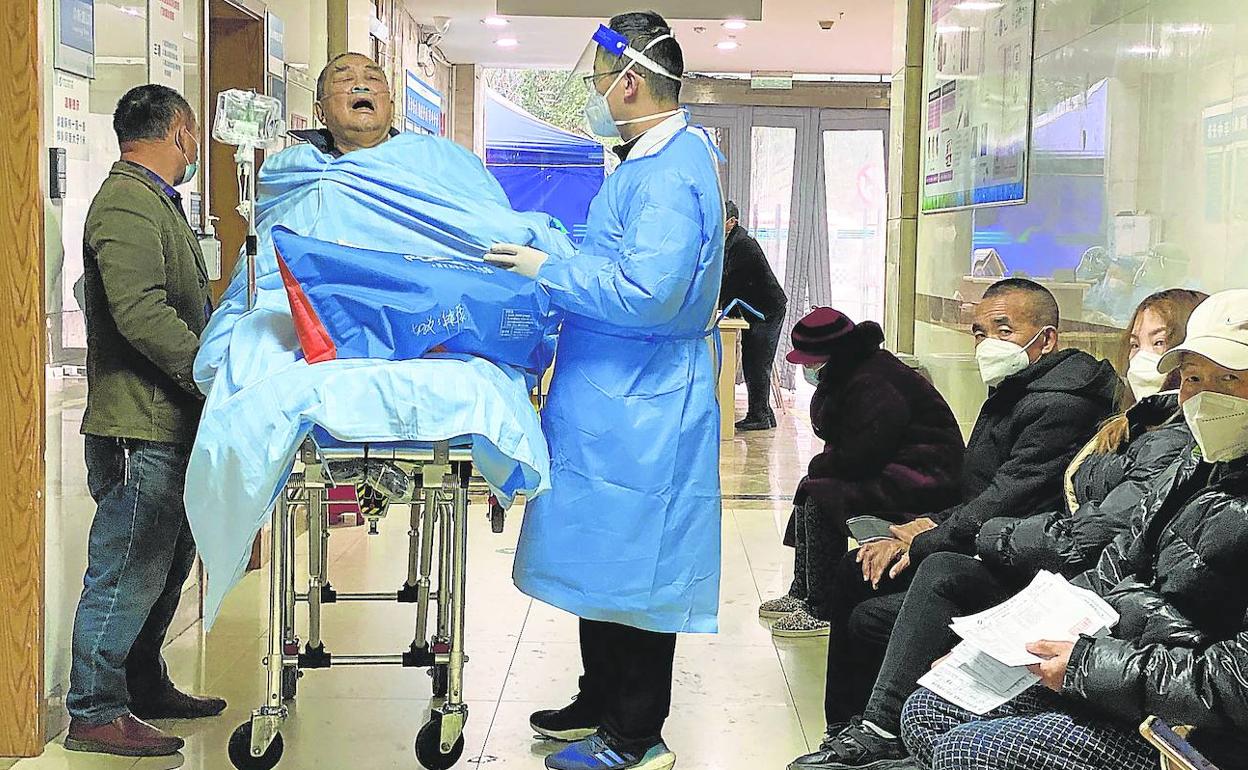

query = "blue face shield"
[{"left": 574, "top": 24, "right": 683, "bottom": 140}]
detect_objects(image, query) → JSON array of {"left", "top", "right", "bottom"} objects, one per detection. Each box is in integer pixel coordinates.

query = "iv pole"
[{"left": 211, "top": 89, "right": 284, "bottom": 312}]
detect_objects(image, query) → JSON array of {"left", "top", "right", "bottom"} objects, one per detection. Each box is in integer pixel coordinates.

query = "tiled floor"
[{"left": 11, "top": 391, "right": 827, "bottom": 770}]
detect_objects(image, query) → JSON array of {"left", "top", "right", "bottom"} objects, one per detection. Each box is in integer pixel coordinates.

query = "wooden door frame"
[{"left": 0, "top": 0, "right": 47, "bottom": 757}]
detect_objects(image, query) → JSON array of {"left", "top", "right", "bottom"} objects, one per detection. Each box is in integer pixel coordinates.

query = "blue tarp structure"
[{"left": 485, "top": 88, "right": 605, "bottom": 244}]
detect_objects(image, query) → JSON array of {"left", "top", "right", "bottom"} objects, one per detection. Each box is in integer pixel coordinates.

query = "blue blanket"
[{"left": 187, "top": 133, "right": 573, "bottom": 627}]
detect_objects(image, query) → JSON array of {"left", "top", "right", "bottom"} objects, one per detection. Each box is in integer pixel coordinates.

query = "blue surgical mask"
[
  {"left": 176, "top": 128, "right": 198, "bottom": 185},
  {"left": 803, "top": 365, "right": 823, "bottom": 386},
  {"left": 584, "top": 89, "right": 621, "bottom": 139}
]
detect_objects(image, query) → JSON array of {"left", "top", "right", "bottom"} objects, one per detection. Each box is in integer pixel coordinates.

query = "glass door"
[
  {"left": 688, "top": 104, "right": 889, "bottom": 387},
  {"left": 821, "top": 113, "right": 889, "bottom": 326}
]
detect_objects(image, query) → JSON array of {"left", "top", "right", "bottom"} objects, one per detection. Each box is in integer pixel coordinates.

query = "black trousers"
[
  {"left": 822, "top": 550, "right": 1017, "bottom": 732},
  {"left": 579, "top": 618, "right": 677, "bottom": 749},
  {"left": 788, "top": 498, "right": 850, "bottom": 620},
  {"left": 740, "top": 316, "right": 784, "bottom": 419}
]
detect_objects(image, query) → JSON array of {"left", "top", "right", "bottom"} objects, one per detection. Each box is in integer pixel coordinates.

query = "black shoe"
[
  {"left": 735, "top": 413, "right": 777, "bottom": 431},
  {"left": 129, "top": 688, "right": 227, "bottom": 720},
  {"left": 530, "top": 696, "right": 601, "bottom": 742},
  {"left": 788, "top": 719, "right": 913, "bottom": 769}
]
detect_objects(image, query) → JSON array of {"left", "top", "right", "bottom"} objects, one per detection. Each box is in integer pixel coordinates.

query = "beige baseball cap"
[{"left": 1158, "top": 288, "right": 1248, "bottom": 373}]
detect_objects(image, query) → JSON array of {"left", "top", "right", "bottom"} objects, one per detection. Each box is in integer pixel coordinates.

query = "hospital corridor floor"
[{"left": 15, "top": 394, "right": 823, "bottom": 770}]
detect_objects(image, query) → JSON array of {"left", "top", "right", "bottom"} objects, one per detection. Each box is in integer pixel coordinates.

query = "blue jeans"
[{"left": 67, "top": 436, "right": 198, "bottom": 724}]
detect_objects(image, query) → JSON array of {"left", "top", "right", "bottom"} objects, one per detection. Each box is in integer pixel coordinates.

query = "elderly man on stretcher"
[{"left": 187, "top": 53, "right": 575, "bottom": 628}]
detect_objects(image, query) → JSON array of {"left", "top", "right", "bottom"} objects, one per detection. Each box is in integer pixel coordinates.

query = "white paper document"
[
  {"left": 919, "top": 641, "right": 1039, "bottom": 715},
  {"left": 918, "top": 571, "right": 1118, "bottom": 715}
]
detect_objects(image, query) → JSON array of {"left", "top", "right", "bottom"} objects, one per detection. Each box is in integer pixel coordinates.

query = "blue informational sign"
[
  {"left": 405, "top": 71, "right": 443, "bottom": 136},
  {"left": 267, "top": 13, "right": 285, "bottom": 76},
  {"left": 60, "top": 0, "right": 94, "bottom": 54}
]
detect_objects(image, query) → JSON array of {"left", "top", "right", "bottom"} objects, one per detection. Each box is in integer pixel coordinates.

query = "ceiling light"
[
  {"left": 482, "top": 16, "right": 509, "bottom": 27},
  {"left": 495, "top": 37, "right": 519, "bottom": 48},
  {"left": 722, "top": 19, "right": 747, "bottom": 31},
  {"left": 1127, "top": 44, "right": 1158, "bottom": 55},
  {"left": 716, "top": 39, "right": 739, "bottom": 51},
  {"left": 953, "top": 1, "right": 1003, "bottom": 10},
  {"left": 1164, "top": 23, "right": 1206, "bottom": 35}
]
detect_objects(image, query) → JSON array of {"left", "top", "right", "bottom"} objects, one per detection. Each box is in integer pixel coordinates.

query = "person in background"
[
  {"left": 790, "top": 288, "right": 1204, "bottom": 769},
  {"left": 64, "top": 84, "right": 223, "bottom": 758},
  {"left": 719, "top": 200, "right": 788, "bottom": 431},
  {"left": 901, "top": 288, "right": 1248, "bottom": 770},
  {"left": 759, "top": 307, "right": 963, "bottom": 639},
  {"left": 791, "top": 278, "right": 1118, "bottom": 768}
]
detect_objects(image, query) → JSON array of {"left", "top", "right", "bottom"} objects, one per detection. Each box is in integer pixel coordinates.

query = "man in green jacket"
[{"left": 65, "top": 84, "right": 225, "bottom": 758}]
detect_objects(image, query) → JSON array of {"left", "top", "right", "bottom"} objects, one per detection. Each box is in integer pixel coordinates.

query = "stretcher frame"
[{"left": 228, "top": 435, "right": 505, "bottom": 770}]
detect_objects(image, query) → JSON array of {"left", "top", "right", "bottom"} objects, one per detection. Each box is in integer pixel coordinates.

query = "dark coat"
[
  {"left": 788, "top": 324, "right": 965, "bottom": 541},
  {"left": 975, "top": 392, "right": 1191, "bottom": 580},
  {"left": 718, "top": 225, "right": 787, "bottom": 321},
  {"left": 908, "top": 349, "right": 1120, "bottom": 564},
  {"left": 1066, "top": 449, "right": 1248, "bottom": 767},
  {"left": 82, "top": 161, "right": 211, "bottom": 444}
]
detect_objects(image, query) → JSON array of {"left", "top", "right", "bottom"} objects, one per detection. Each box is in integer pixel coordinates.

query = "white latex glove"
[{"left": 486, "top": 243, "right": 549, "bottom": 279}]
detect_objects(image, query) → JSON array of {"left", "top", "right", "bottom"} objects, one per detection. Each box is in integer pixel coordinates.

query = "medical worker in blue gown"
[{"left": 487, "top": 12, "right": 724, "bottom": 770}]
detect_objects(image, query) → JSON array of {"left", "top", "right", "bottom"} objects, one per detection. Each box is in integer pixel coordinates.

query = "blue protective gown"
[{"left": 512, "top": 117, "right": 725, "bottom": 633}]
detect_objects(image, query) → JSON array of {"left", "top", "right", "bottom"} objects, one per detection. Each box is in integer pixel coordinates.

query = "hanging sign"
[
  {"left": 405, "top": 71, "right": 443, "bottom": 136},
  {"left": 55, "top": 0, "right": 95, "bottom": 77}
]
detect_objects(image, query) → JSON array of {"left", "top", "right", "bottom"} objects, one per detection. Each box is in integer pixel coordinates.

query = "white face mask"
[
  {"left": 1183, "top": 391, "right": 1248, "bottom": 463},
  {"left": 803, "top": 365, "right": 823, "bottom": 387},
  {"left": 975, "top": 327, "right": 1052, "bottom": 387},
  {"left": 1126, "top": 350, "right": 1167, "bottom": 400}
]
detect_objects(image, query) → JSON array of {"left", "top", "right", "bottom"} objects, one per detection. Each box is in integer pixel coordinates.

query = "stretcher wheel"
[
  {"left": 228, "top": 722, "right": 284, "bottom": 770},
  {"left": 282, "top": 665, "right": 299, "bottom": 701},
  {"left": 431, "top": 664, "right": 449, "bottom": 698},
  {"left": 415, "top": 716, "right": 464, "bottom": 770}
]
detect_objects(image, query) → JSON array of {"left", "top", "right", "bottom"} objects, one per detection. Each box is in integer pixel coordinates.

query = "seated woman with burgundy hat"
[{"left": 760, "top": 307, "right": 965, "bottom": 638}]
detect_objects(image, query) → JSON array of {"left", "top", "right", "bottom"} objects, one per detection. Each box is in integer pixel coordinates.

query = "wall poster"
[
  {"left": 921, "top": 0, "right": 1036, "bottom": 212},
  {"left": 148, "top": 0, "right": 185, "bottom": 90}
]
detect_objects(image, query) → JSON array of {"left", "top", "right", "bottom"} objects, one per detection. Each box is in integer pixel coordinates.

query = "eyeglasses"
[{"left": 581, "top": 69, "right": 625, "bottom": 87}]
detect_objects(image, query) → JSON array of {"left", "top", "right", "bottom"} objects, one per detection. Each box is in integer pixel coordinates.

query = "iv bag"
[{"left": 213, "top": 90, "right": 285, "bottom": 148}]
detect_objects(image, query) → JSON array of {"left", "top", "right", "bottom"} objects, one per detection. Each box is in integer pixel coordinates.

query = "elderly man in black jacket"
[
  {"left": 719, "top": 201, "right": 788, "bottom": 431},
  {"left": 900, "top": 288, "right": 1248, "bottom": 770},
  {"left": 791, "top": 278, "right": 1120, "bottom": 770}
]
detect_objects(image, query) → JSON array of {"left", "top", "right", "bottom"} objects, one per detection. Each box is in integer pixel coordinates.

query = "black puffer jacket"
[
  {"left": 908, "top": 349, "right": 1120, "bottom": 564},
  {"left": 1065, "top": 449, "right": 1248, "bottom": 767},
  {"left": 975, "top": 393, "right": 1191, "bottom": 579}
]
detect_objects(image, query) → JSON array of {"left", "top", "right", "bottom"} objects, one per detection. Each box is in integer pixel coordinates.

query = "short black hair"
[
  {"left": 606, "top": 11, "right": 684, "bottom": 103},
  {"left": 113, "top": 84, "right": 194, "bottom": 144},
  {"left": 725, "top": 201, "right": 740, "bottom": 220},
  {"left": 983, "top": 277, "right": 1060, "bottom": 328}
]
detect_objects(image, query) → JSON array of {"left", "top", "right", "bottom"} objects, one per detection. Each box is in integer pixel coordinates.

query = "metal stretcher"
[{"left": 227, "top": 428, "right": 506, "bottom": 770}]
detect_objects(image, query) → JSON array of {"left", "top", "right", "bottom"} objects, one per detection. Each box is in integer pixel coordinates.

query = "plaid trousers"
[{"left": 901, "top": 686, "right": 1158, "bottom": 770}]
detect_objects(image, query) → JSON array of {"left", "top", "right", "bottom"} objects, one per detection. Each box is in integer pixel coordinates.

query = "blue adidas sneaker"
[{"left": 544, "top": 734, "right": 676, "bottom": 770}]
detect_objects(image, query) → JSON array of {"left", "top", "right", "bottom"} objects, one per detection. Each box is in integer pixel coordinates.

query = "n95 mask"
[
  {"left": 1183, "top": 391, "right": 1248, "bottom": 463},
  {"left": 976, "top": 327, "right": 1051, "bottom": 387}
]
